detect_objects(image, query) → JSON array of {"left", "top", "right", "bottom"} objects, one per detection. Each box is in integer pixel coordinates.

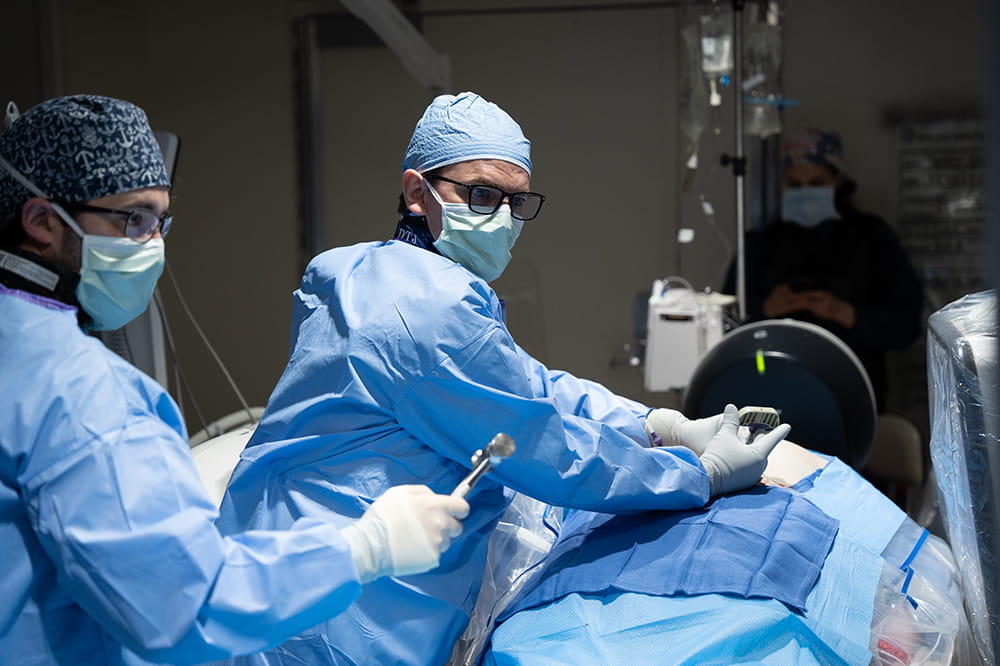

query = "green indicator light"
[{"left": 756, "top": 349, "right": 766, "bottom": 375}]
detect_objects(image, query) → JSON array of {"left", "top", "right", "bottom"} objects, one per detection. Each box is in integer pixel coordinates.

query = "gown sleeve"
[
  {"left": 515, "top": 344, "right": 653, "bottom": 433},
  {"left": 388, "top": 282, "right": 710, "bottom": 514},
  {"left": 21, "top": 352, "right": 362, "bottom": 665}
]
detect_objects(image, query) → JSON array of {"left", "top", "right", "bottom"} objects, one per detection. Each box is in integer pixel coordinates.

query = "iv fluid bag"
[
  {"left": 699, "top": 10, "right": 733, "bottom": 75},
  {"left": 743, "top": 20, "right": 783, "bottom": 137},
  {"left": 680, "top": 16, "right": 709, "bottom": 174}
]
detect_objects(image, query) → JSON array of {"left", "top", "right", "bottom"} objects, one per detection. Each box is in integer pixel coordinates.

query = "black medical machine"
[{"left": 683, "top": 318, "right": 877, "bottom": 470}]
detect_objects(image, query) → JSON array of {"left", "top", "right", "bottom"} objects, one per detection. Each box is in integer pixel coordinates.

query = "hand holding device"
[
  {"left": 342, "top": 485, "right": 469, "bottom": 583},
  {"left": 701, "top": 404, "right": 791, "bottom": 496}
]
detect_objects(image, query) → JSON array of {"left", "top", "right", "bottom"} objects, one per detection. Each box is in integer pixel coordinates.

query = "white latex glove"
[
  {"left": 341, "top": 485, "right": 469, "bottom": 583},
  {"left": 700, "top": 404, "right": 791, "bottom": 497},
  {"left": 645, "top": 408, "right": 725, "bottom": 456}
]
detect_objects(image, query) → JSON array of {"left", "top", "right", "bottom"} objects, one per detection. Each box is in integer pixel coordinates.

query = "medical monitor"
[{"left": 683, "top": 319, "right": 877, "bottom": 470}]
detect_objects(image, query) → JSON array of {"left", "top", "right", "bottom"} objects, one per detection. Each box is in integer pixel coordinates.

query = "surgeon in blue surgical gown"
[
  {"left": 0, "top": 95, "right": 468, "bottom": 665},
  {"left": 216, "top": 91, "right": 795, "bottom": 665}
]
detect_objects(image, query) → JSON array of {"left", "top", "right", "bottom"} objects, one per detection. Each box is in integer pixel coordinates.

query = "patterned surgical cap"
[
  {"left": 782, "top": 128, "right": 845, "bottom": 175},
  {"left": 0, "top": 95, "right": 169, "bottom": 222},
  {"left": 402, "top": 91, "right": 532, "bottom": 175}
]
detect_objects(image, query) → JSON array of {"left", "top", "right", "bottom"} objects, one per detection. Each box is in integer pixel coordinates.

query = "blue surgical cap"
[
  {"left": 0, "top": 95, "right": 169, "bottom": 222},
  {"left": 402, "top": 91, "right": 532, "bottom": 175}
]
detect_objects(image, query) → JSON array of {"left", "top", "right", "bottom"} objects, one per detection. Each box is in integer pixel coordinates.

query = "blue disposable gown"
[
  {"left": 217, "top": 239, "right": 710, "bottom": 665},
  {"left": 0, "top": 285, "right": 364, "bottom": 665}
]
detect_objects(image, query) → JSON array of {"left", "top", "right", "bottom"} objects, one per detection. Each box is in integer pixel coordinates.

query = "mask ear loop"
[
  {"left": 423, "top": 176, "right": 444, "bottom": 205},
  {"left": 0, "top": 153, "right": 86, "bottom": 237}
]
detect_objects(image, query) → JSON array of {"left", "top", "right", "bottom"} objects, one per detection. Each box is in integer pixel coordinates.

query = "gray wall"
[
  {"left": 782, "top": 0, "right": 988, "bottom": 227},
  {"left": 1, "top": 0, "right": 989, "bottom": 433}
]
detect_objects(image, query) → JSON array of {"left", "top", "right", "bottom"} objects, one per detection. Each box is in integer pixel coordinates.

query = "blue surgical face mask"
[
  {"left": 50, "top": 202, "right": 165, "bottom": 331},
  {"left": 426, "top": 180, "right": 523, "bottom": 282},
  {"left": 0, "top": 155, "right": 165, "bottom": 330},
  {"left": 782, "top": 186, "right": 839, "bottom": 228}
]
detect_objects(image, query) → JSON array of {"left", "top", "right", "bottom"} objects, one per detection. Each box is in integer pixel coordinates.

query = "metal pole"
[
  {"left": 294, "top": 17, "right": 326, "bottom": 274},
  {"left": 38, "top": 0, "right": 64, "bottom": 99},
  {"left": 733, "top": 0, "right": 747, "bottom": 322}
]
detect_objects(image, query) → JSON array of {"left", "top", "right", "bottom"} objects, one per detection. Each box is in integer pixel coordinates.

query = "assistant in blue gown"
[
  {"left": 0, "top": 95, "right": 380, "bottom": 665},
  {"left": 0, "top": 283, "right": 367, "bottom": 664}
]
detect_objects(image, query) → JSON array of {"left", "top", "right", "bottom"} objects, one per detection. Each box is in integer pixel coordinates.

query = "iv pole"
[{"left": 720, "top": 0, "right": 747, "bottom": 322}]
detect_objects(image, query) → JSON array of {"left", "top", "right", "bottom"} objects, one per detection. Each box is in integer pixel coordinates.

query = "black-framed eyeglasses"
[
  {"left": 425, "top": 175, "right": 546, "bottom": 221},
  {"left": 54, "top": 201, "right": 172, "bottom": 242}
]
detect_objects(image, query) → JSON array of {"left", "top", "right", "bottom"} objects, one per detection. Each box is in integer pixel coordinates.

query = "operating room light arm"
[{"left": 339, "top": 0, "right": 451, "bottom": 94}]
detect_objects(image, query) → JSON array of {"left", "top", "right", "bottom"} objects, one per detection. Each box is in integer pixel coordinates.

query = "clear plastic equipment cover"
[{"left": 927, "top": 289, "right": 998, "bottom": 664}]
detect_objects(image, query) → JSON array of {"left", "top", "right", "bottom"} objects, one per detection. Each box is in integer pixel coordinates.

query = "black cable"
[
  {"left": 162, "top": 263, "right": 255, "bottom": 423},
  {"left": 153, "top": 290, "right": 211, "bottom": 435}
]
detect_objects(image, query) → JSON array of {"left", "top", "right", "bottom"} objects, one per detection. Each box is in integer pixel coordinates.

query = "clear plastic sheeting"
[
  {"left": 448, "top": 492, "right": 562, "bottom": 666},
  {"left": 927, "top": 289, "right": 998, "bottom": 665},
  {"left": 872, "top": 521, "right": 976, "bottom": 665}
]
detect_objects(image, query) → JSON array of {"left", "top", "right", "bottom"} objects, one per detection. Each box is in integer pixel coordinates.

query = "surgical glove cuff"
[
  {"left": 344, "top": 485, "right": 467, "bottom": 583},
  {"left": 699, "top": 454, "right": 725, "bottom": 497},
  {"left": 341, "top": 514, "right": 390, "bottom": 584},
  {"left": 644, "top": 408, "right": 687, "bottom": 446},
  {"left": 647, "top": 408, "right": 725, "bottom": 457},
  {"left": 369, "top": 489, "right": 441, "bottom": 577}
]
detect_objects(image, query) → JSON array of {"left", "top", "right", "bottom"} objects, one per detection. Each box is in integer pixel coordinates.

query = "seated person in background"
[
  {"left": 725, "top": 128, "right": 923, "bottom": 411},
  {"left": 216, "top": 91, "right": 793, "bottom": 665},
  {"left": 0, "top": 95, "right": 467, "bottom": 664}
]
